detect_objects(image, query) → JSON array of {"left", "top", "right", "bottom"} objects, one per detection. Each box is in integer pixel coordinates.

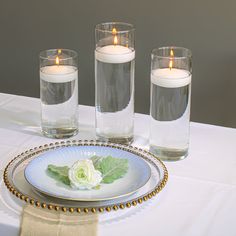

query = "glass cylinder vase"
[
  {"left": 95, "top": 22, "right": 135, "bottom": 144},
  {"left": 149, "top": 47, "right": 192, "bottom": 161},
  {"left": 39, "top": 49, "right": 78, "bottom": 139}
]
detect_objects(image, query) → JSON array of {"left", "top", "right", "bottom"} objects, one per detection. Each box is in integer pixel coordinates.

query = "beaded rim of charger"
[{"left": 3, "top": 140, "right": 168, "bottom": 214}]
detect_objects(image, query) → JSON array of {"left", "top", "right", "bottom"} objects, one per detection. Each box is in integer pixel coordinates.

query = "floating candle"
[{"left": 151, "top": 68, "right": 191, "bottom": 88}]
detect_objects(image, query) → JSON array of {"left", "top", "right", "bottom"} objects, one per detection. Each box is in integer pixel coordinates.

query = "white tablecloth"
[{"left": 0, "top": 93, "right": 236, "bottom": 236}]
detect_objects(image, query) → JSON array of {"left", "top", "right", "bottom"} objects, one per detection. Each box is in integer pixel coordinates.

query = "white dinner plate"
[{"left": 24, "top": 145, "right": 151, "bottom": 201}]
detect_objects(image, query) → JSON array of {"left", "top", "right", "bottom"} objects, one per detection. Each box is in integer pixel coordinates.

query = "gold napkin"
[{"left": 20, "top": 205, "right": 98, "bottom": 236}]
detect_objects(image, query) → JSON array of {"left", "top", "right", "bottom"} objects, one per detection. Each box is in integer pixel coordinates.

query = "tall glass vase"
[{"left": 95, "top": 22, "right": 135, "bottom": 144}]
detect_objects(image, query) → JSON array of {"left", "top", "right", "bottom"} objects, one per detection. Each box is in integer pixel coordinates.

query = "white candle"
[
  {"left": 151, "top": 68, "right": 191, "bottom": 88},
  {"left": 40, "top": 65, "right": 78, "bottom": 83},
  {"left": 95, "top": 45, "right": 135, "bottom": 63}
]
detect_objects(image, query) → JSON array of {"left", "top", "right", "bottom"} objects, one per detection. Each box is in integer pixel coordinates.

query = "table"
[{"left": 0, "top": 93, "right": 236, "bottom": 236}]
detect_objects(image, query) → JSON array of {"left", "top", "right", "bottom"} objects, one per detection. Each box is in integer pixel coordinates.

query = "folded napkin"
[{"left": 20, "top": 205, "right": 98, "bottom": 236}]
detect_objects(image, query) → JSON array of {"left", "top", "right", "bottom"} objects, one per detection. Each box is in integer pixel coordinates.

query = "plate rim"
[{"left": 24, "top": 145, "right": 152, "bottom": 202}]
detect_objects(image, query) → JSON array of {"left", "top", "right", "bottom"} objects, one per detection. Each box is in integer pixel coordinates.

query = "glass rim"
[
  {"left": 39, "top": 49, "right": 78, "bottom": 61},
  {"left": 95, "top": 22, "right": 135, "bottom": 33},
  {"left": 151, "top": 46, "right": 192, "bottom": 59}
]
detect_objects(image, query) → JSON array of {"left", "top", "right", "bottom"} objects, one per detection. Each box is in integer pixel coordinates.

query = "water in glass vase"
[
  {"left": 150, "top": 70, "right": 191, "bottom": 161},
  {"left": 95, "top": 58, "right": 134, "bottom": 144},
  {"left": 40, "top": 66, "right": 78, "bottom": 139}
]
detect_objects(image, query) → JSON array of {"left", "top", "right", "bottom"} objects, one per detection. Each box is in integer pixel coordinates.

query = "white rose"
[{"left": 68, "top": 159, "right": 102, "bottom": 190}]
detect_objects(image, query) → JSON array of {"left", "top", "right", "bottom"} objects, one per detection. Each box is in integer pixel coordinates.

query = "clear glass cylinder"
[
  {"left": 39, "top": 49, "right": 78, "bottom": 139},
  {"left": 95, "top": 22, "right": 135, "bottom": 144},
  {"left": 149, "top": 47, "right": 192, "bottom": 161}
]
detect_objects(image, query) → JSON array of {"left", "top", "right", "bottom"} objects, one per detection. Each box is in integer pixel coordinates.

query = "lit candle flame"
[
  {"left": 112, "top": 28, "right": 117, "bottom": 35},
  {"left": 58, "top": 49, "right": 62, "bottom": 54},
  {"left": 170, "top": 49, "right": 174, "bottom": 57},
  {"left": 112, "top": 28, "right": 118, "bottom": 45},
  {"left": 56, "top": 56, "right": 60, "bottom": 65}
]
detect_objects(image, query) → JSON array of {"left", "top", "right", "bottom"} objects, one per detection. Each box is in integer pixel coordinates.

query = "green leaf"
[
  {"left": 91, "top": 155, "right": 103, "bottom": 170},
  {"left": 91, "top": 156, "right": 128, "bottom": 184},
  {"left": 47, "top": 164, "right": 70, "bottom": 185}
]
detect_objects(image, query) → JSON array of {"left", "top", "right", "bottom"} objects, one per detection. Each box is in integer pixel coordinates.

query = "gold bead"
[
  {"left": 148, "top": 193, "right": 152, "bottom": 199},
  {"left": 48, "top": 205, "right": 53, "bottom": 210},
  {"left": 20, "top": 195, "right": 25, "bottom": 200},
  {"left": 55, "top": 206, "right": 60, "bottom": 211},
  {"left": 84, "top": 208, "right": 89, "bottom": 213},
  {"left": 152, "top": 191, "right": 156, "bottom": 196},
  {"left": 25, "top": 197, "right": 29, "bottom": 203},
  {"left": 143, "top": 196, "right": 148, "bottom": 201},
  {"left": 16, "top": 193, "right": 21, "bottom": 198},
  {"left": 77, "top": 208, "right": 81, "bottom": 213},
  {"left": 36, "top": 201, "right": 40, "bottom": 207},
  {"left": 126, "top": 203, "right": 131, "bottom": 208},
  {"left": 132, "top": 201, "right": 137, "bottom": 206},
  {"left": 30, "top": 199, "right": 34, "bottom": 205},
  {"left": 119, "top": 204, "right": 125, "bottom": 209},
  {"left": 113, "top": 205, "right": 118, "bottom": 211},
  {"left": 106, "top": 207, "right": 111, "bottom": 212},
  {"left": 98, "top": 208, "right": 104, "bottom": 213},
  {"left": 138, "top": 198, "right": 143, "bottom": 204},
  {"left": 91, "top": 208, "right": 96, "bottom": 213},
  {"left": 42, "top": 203, "right": 46, "bottom": 208},
  {"left": 62, "top": 207, "right": 67, "bottom": 212},
  {"left": 69, "top": 208, "right": 74, "bottom": 213}
]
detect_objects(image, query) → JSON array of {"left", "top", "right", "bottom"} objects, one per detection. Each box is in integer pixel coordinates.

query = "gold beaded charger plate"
[{"left": 3, "top": 140, "right": 168, "bottom": 214}]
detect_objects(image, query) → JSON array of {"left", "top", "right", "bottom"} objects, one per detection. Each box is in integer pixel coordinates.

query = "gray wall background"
[{"left": 0, "top": 0, "right": 235, "bottom": 128}]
